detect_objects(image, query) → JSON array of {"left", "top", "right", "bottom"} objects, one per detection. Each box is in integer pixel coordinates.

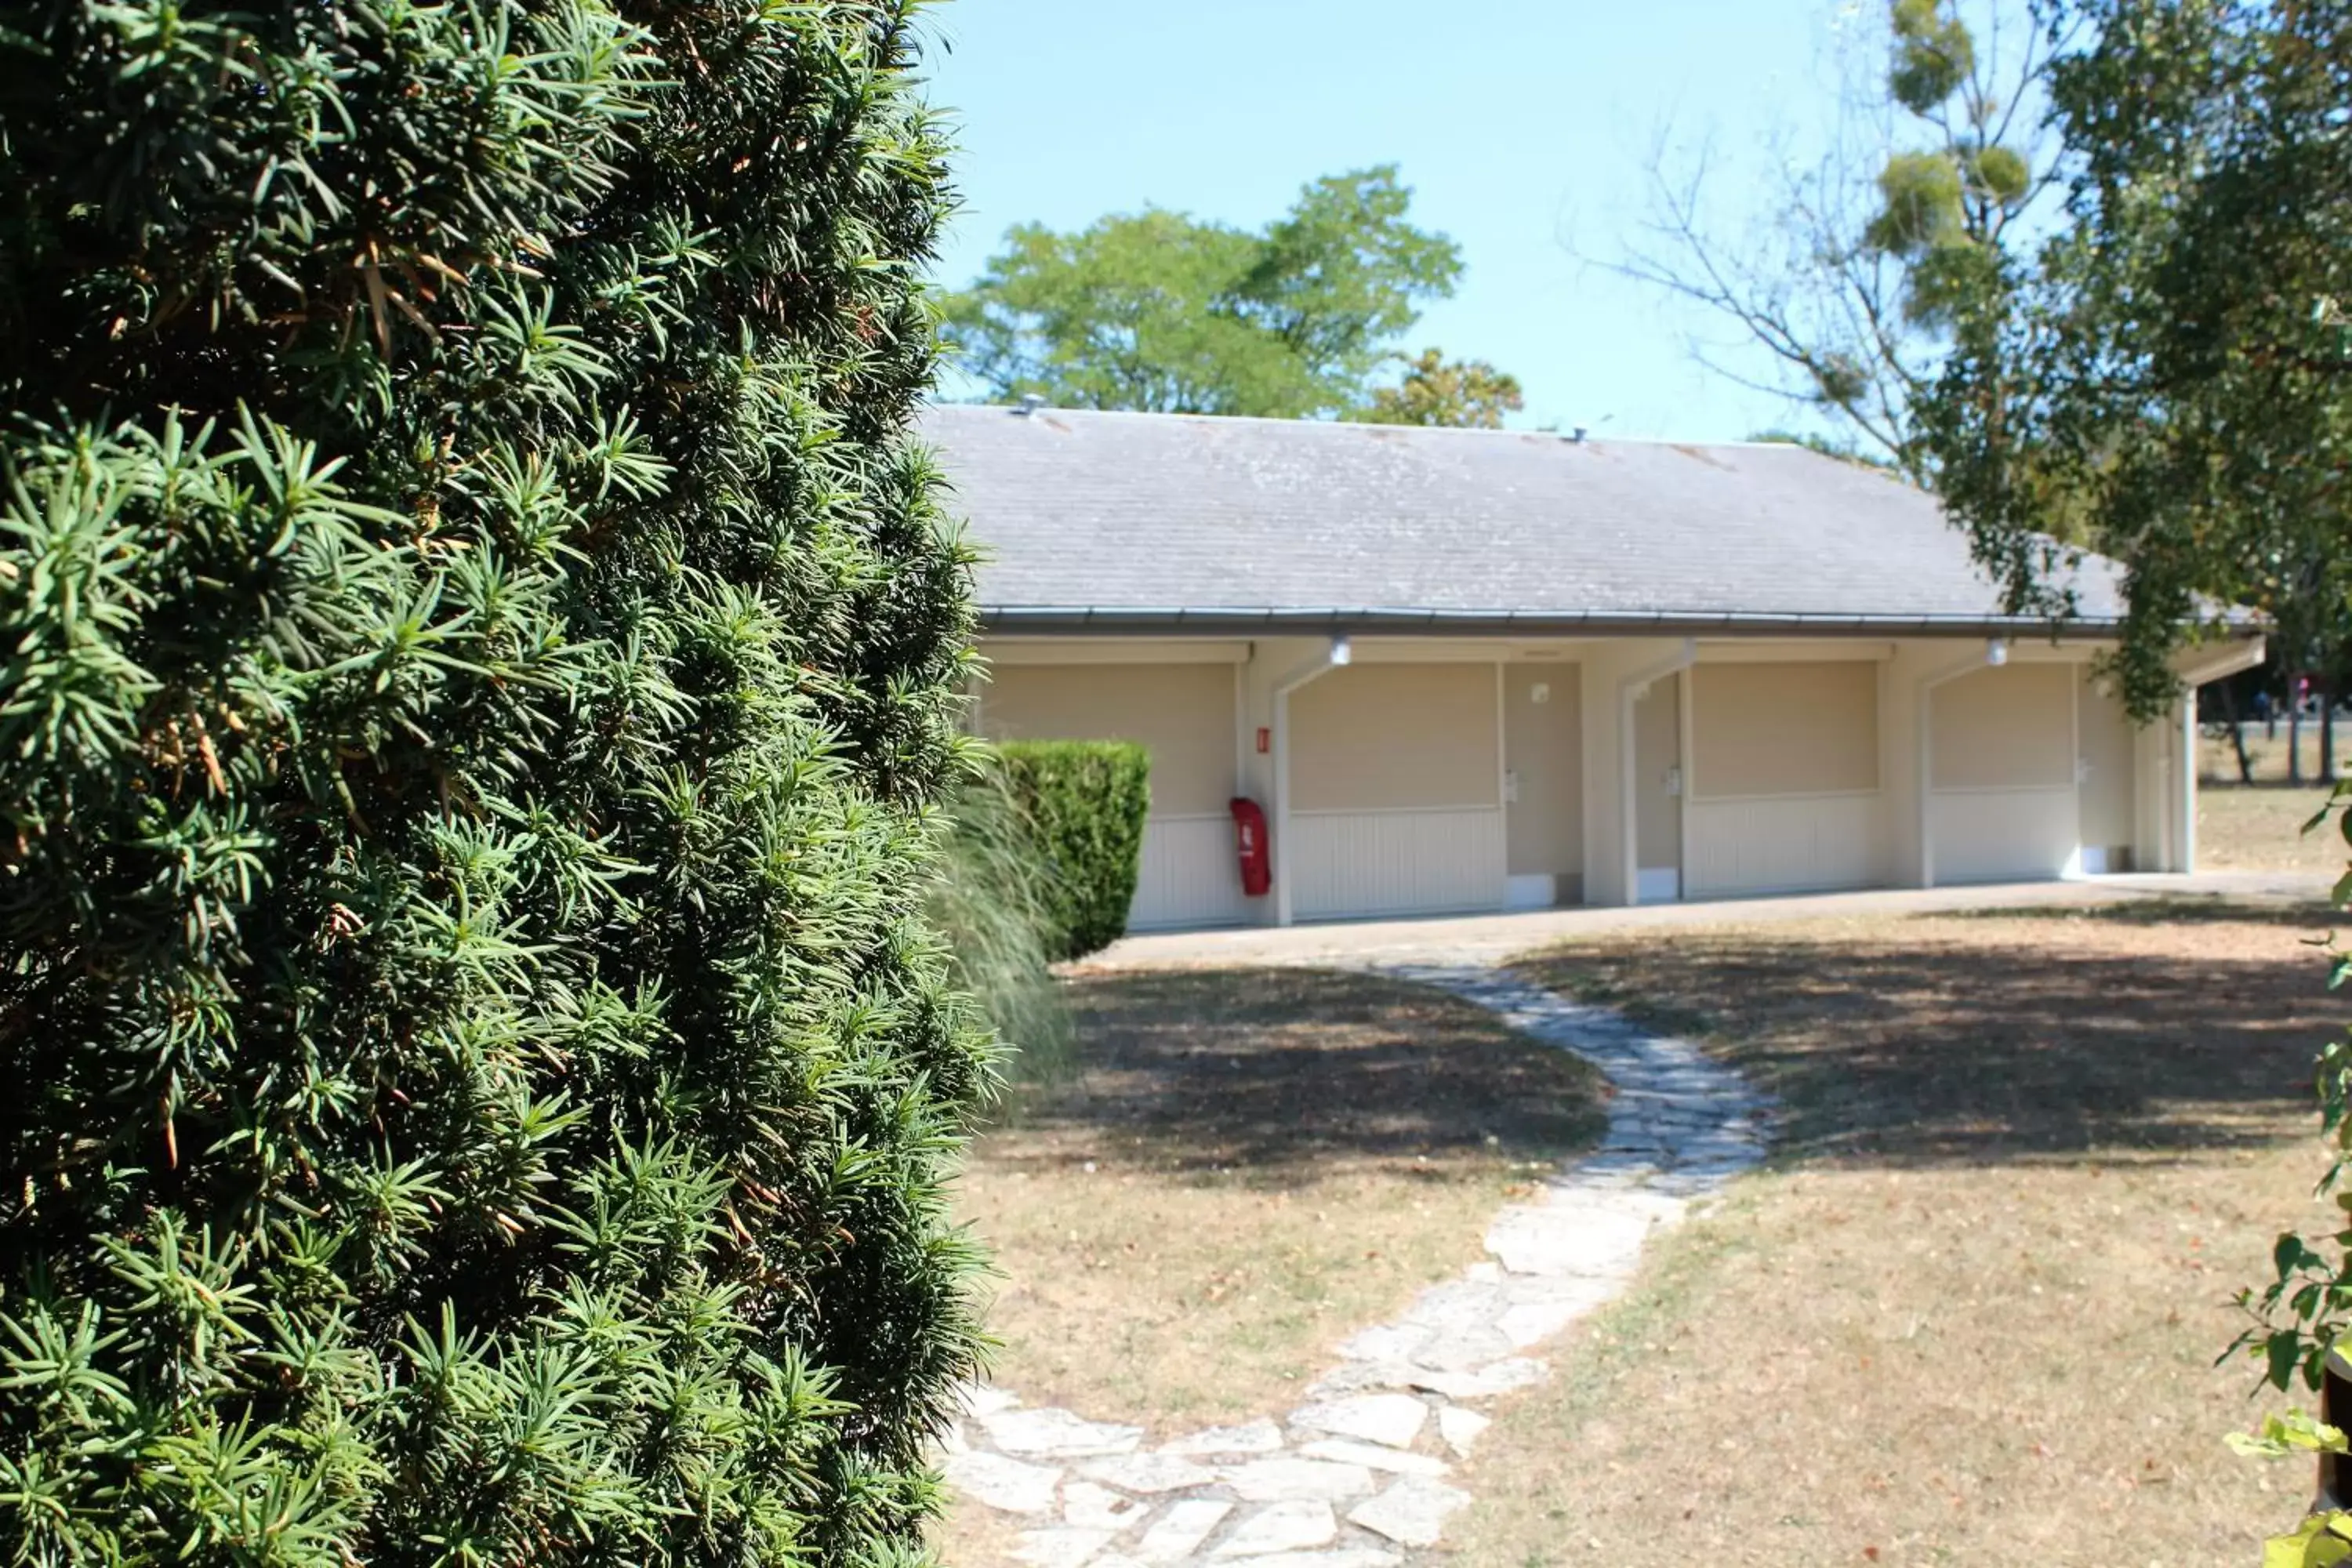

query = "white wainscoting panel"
[
  {"left": 1128, "top": 815, "right": 1254, "bottom": 931},
  {"left": 1290, "top": 807, "right": 1507, "bottom": 922},
  {"left": 1504, "top": 873, "right": 1558, "bottom": 911},
  {"left": 1635, "top": 868, "right": 1683, "bottom": 904},
  {"left": 1686, "top": 792, "right": 1884, "bottom": 899},
  {"left": 1928, "top": 786, "right": 2080, "bottom": 885}
]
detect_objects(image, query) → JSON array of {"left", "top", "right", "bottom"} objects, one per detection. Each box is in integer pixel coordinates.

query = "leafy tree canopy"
[
  {"left": 944, "top": 166, "right": 1499, "bottom": 420},
  {"left": 1920, "top": 0, "right": 2352, "bottom": 717},
  {"left": 1360, "top": 349, "right": 1525, "bottom": 429}
]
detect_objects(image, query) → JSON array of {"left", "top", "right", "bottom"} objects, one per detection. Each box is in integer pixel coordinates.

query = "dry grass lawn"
[
  {"left": 956, "top": 967, "right": 1610, "bottom": 1435},
  {"left": 2201, "top": 724, "right": 2343, "bottom": 786},
  {"left": 1436, "top": 905, "right": 2343, "bottom": 1568},
  {"left": 2200, "top": 782, "right": 2345, "bottom": 873}
]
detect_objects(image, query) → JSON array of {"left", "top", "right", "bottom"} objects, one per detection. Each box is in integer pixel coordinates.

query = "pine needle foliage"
[{"left": 0, "top": 4, "right": 993, "bottom": 1564}]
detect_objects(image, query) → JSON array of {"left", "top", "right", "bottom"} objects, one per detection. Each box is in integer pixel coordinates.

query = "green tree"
[
  {"left": 1361, "top": 349, "right": 1526, "bottom": 429},
  {"left": 1618, "top": 0, "right": 2062, "bottom": 476},
  {"left": 0, "top": 5, "right": 991, "bottom": 1564},
  {"left": 1747, "top": 429, "right": 1900, "bottom": 470},
  {"left": 1919, "top": 0, "right": 2352, "bottom": 720},
  {"left": 1914, "top": 10, "right": 2352, "bottom": 1544},
  {"left": 945, "top": 166, "right": 1472, "bottom": 418}
]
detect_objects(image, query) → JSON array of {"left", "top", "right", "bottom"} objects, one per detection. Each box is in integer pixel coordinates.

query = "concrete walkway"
[
  {"left": 1076, "top": 870, "right": 2326, "bottom": 973},
  {"left": 945, "top": 964, "right": 1770, "bottom": 1568}
]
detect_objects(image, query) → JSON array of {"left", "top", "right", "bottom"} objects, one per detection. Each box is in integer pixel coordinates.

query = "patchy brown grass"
[
  {"left": 1439, "top": 907, "right": 2343, "bottom": 1568},
  {"left": 956, "top": 967, "right": 1610, "bottom": 1436},
  {"left": 2201, "top": 782, "right": 2346, "bottom": 873}
]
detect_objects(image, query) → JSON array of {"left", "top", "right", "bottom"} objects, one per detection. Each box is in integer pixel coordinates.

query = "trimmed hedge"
[{"left": 1000, "top": 741, "right": 1153, "bottom": 959}]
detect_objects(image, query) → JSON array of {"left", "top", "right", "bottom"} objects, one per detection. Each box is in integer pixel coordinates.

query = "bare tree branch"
[{"left": 1595, "top": 0, "right": 2063, "bottom": 480}]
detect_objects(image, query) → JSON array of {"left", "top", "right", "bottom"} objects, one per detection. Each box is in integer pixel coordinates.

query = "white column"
[{"left": 2177, "top": 698, "right": 2198, "bottom": 874}]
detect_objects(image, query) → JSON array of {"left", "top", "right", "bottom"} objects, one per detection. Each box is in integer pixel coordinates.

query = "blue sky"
[{"left": 917, "top": 1, "right": 1864, "bottom": 442}]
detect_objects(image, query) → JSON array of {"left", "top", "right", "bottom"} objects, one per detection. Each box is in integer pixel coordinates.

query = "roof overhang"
[{"left": 976, "top": 604, "right": 2142, "bottom": 640}]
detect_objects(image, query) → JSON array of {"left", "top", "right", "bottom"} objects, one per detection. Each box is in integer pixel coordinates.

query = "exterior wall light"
[
  {"left": 1986, "top": 637, "right": 2010, "bottom": 667},
  {"left": 1329, "top": 635, "right": 1352, "bottom": 667}
]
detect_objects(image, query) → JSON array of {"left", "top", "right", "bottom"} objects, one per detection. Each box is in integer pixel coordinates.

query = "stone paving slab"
[
  {"left": 942, "top": 961, "right": 1772, "bottom": 1567},
  {"left": 1295, "top": 1439, "right": 1451, "bottom": 1478},
  {"left": 1134, "top": 1501, "right": 1232, "bottom": 1564},
  {"left": 1346, "top": 1477, "right": 1472, "bottom": 1548},
  {"left": 983, "top": 1406, "right": 1146, "bottom": 1459},
  {"left": 1213, "top": 1499, "right": 1338, "bottom": 1557},
  {"left": 1287, "top": 1394, "right": 1427, "bottom": 1449}
]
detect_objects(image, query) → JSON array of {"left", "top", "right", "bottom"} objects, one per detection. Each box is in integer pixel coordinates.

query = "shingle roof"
[{"left": 919, "top": 403, "right": 2134, "bottom": 637}]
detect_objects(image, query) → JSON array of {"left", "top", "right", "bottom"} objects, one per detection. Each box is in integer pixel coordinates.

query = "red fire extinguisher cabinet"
[{"left": 1229, "top": 797, "right": 1271, "bottom": 898}]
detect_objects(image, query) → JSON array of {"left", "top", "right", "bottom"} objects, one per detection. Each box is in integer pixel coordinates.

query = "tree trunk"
[
  {"left": 2223, "top": 681, "right": 2256, "bottom": 784},
  {"left": 2292, "top": 677, "right": 2307, "bottom": 785},
  {"left": 2326, "top": 676, "right": 2339, "bottom": 782}
]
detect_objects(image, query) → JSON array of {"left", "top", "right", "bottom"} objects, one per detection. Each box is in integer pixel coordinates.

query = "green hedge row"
[{"left": 998, "top": 740, "right": 1152, "bottom": 959}]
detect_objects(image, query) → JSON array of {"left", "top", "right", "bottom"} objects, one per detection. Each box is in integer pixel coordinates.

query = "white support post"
[
  {"left": 1676, "top": 666, "right": 1696, "bottom": 899},
  {"left": 1269, "top": 640, "right": 1349, "bottom": 927},
  {"left": 1915, "top": 647, "right": 1996, "bottom": 890},
  {"left": 2179, "top": 698, "right": 2198, "bottom": 874},
  {"left": 2162, "top": 635, "right": 2265, "bottom": 876},
  {"left": 1273, "top": 689, "right": 1295, "bottom": 927}
]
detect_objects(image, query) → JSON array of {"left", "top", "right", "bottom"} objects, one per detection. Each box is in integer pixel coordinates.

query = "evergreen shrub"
[
  {"left": 0, "top": 3, "right": 991, "bottom": 1563},
  {"left": 996, "top": 741, "right": 1152, "bottom": 960}
]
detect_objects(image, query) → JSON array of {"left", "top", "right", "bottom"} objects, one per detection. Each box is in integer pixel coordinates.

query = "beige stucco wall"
[
  {"left": 1634, "top": 673, "right": 1682, "bottom": 870},
  {"left": 1931, "top": 662, "right": 2075, "bottom": 789},
  {"left": 1292, "top": 663, "right": 1499, "bottom": 812},
  {"left": 982, "top": 662, "right": 1236, "bottom": 817},
  {"left": 1504, "top": 664, "right": 1583, "bottom": 879},
  {"left": 2078, "top": 666, "right": 2136, "bottom": 855},
  {"left": 1691, "top": 661, "right": 1880, "bottom": 798}
]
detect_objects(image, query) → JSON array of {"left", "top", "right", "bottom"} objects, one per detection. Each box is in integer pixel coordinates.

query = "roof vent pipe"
[
  {"left": 1570, "top": 426, "right": 1588, "bottom": 444},
  {"left": 1014, "top": 392, "right": 1046, "bottom": 416}
]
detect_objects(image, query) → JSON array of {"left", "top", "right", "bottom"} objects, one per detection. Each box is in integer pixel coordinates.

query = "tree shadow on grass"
[
  {"left": 983, "top": 967, "right": 1612, "bottom": 1187},
  {"left": 1955, "top": 895, "right": 2338, "bottom": 928},
  {"left": 1510, "top": 906, "right": 2339, "bottom": 1167}
]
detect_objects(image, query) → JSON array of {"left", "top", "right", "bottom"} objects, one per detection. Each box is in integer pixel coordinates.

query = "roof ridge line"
[{"left": 923, "top": 401, "right": 1871, "bottom": 454}]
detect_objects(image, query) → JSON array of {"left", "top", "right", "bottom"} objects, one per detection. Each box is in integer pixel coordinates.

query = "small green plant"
[
  {"left": 996, "top": 741, "right": 1152, "bottom": 960},
  {"left": 2262, "top": 1506, "right": 2352, "bottom": 1568},
  {"left": 2230, "top": 781, "right": 2352, "bottom": 1561},
  {"left": 2230, "top": 786, "right": 2352, "bottom": 1383}
]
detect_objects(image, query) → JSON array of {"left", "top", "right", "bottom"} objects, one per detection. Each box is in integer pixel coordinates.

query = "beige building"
[{"left": 930, "top": 405, "right": 2262, "bottom": 931}]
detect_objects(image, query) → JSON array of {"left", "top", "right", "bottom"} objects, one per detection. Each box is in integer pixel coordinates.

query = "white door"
[{"left": 1632, "top": 671, "right": 1682, "bottom": 902}]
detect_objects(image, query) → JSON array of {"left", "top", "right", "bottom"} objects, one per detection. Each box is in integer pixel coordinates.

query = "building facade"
[{"left": 931, "top": 405, "right": 2261, "bottom": 930}]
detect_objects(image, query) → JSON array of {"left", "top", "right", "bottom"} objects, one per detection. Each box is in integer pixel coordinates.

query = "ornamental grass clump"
[{"left": 0, "top": 4, "right": 993, "bottom": 1563}]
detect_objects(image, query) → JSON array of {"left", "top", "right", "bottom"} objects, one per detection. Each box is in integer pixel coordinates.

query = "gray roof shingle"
[{"left": 919, "top": 403, "right": 2132, "bottom": 637}]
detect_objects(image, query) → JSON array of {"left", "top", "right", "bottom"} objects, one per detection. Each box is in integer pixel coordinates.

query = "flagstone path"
[{"left": 941, "top": 961, "right": 1773, "bottom": 1568}]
